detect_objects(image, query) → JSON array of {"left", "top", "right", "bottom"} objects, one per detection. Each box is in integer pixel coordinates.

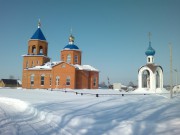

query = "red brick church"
[{"left": 22, "top": 21, "right": 99, "bottom": 89}]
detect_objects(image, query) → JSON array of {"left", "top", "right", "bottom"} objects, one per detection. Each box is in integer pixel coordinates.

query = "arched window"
[
  {"left": 32, "top": 46, "right": 36, "bottom": 54},
  {"left": 41, "top": 74, "right": 45, "bottom": 85},
  {"left": 26, "top": 61, "right": 28, "bottom": 68},
  {"left": 74, "top": 55, "right": 78, "bottom": 63},
  {"left": 32, "top": 61, "right": 34, "bottom": 67},
  {"left": 30, "top": 74, "right": 34, "bottom": 85},
  {"left": 66, "top": 76, "right": 70, "bottom": 86},
  {"left": 67, "top": 54, "right": 71, "bottom": 63},
  {"left": 93, "top": 77, "right": 97, "bottom": 87},
  {"left": 39, "top": 46, "right": 43, "bottom": 54},
  {"left": 56, "top": 76, "right": 60, "bottom": 86},
  {"left": 49, "top": 75, "right": 52, "bottom": 86},
  {"left": 61, "top": 64, "right": 66, "bottom": 68}
]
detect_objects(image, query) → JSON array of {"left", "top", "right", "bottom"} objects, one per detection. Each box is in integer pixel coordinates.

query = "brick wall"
[
  {"left": 61, "top": 50, "right": 81, "bottom": 65},
  {"left": 22, "top": 70, "right": 51, "bottom": 89},
  {"left": 89, "top": 71, "right": 99, "bottom": 89},
  {"left": 76, "top": 70, "right": 89, "bottom": 89},
  {"left": 76, "top": 70, "right": 99, "bottom": 89},
  {"left": 28, "top": 40, "right": 48, "bottom": 56},
  {"left": 51, "top": 62, "right": 76, "bottom": 89},
  {"left": 23, "top": 56, "right": 50, "bottom": 69}
]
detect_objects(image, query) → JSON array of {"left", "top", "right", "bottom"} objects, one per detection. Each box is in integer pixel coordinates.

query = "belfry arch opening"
[
  {"left": 142, "top": 70, "right": 150, "bottom": 88},
  {"left": 32, "top": 46, "right": 36, "bottom": 54},
  {"left": 39, "top": 46, "right": 43, "bottom": 54}
]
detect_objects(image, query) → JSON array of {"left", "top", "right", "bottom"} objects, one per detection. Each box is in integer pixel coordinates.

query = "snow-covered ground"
[{"left": 0, "top": 88, "right": 180, "bottom": 135}]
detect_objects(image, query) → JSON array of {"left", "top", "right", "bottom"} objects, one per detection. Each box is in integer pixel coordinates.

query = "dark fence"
[{"left": 59, "top": 90, "right": 155, "bottom": 98}]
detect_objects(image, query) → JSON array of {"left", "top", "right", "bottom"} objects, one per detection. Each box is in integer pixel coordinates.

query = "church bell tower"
[
  {"left": 22, "top": 20, "right": 50, "bottom": 69},
  {"left": 22, "top": 20, "right": 50, "bottom": 88}
]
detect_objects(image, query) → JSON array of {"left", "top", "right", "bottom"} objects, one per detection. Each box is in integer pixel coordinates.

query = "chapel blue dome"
[
  {"left": 145, "top": 42, "right": 155, "bottom": 56},
  {"left": 63, "top": 44, "right": 79, "bottom": 50},
  {"left": 63, "top": 34, "right": 79, "bottom": 50},
  {"left": 31, "top": 28, "right": 46, "bottom": 41}
]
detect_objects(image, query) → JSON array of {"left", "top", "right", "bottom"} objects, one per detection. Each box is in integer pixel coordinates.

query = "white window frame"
[
  {"left": 66, "top": 76, "right": 71, "bottom": 86},
  {"left": 30, "top": 74, "right": 34, "bottom": 86},
  {"left": 50, "top": 75, "right": 52, "bottom": 86},
  {"left": 41, "top": 74, "right": 45, "bottom": 86},
  {"left": 93, "top": 77, "right": 97, "bottom": 87},
  {"left": 32, "top": 61, "right": 34, "bottom": 67},
  {"left": 67, "top": 54, "right": 71, "bottom": 63},
  {"left": 56, "top": 76, "right": 60, "bottom": 86},
  {"left": 75, "top": 55, "right": 78, "bottom": 63}
]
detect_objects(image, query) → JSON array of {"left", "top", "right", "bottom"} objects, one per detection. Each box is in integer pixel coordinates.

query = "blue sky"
[{"left": 0, "top": 0, "right": 180, "bottom": 85}]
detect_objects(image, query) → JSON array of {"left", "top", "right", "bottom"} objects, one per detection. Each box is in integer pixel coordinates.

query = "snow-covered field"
[{"left": 0, "top": 88, "right": 180, "bottom": 135}]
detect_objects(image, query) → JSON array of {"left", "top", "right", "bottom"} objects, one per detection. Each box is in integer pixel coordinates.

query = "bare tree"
[
  {"left": 128, "top": 81, "right": 134, "bottom": 87},
  {"left": 9, "top": 75, "right": 14, "bottom": 79}
]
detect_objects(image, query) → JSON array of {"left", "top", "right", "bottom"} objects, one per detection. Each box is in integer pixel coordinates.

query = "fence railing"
[{"left": 59, "top": 89, "right": 170, "bottom": 98}]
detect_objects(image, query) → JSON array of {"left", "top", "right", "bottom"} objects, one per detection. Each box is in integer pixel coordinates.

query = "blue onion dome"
[
  {"left": 63, "top": 44, "right": 79, "bottom": 50},
  {"left": 145, "top": 42, "right": 155, "bottom": 56},
  {"left": 63, "top": 34, "right": 80, "bottom": 50}
]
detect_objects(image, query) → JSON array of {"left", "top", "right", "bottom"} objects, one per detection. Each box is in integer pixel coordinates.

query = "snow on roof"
[
  {"left": 74, "top": 64, "right": 98, "bottom": 71},
  {"left": 28, "top": 61, "right": 61, "bottom": 70},
  {"left": 22, "top": 54, "right": 49, "bottom": 58},
  {"left": 27, "top": 62, "right": 98, "bottom": 72}
]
